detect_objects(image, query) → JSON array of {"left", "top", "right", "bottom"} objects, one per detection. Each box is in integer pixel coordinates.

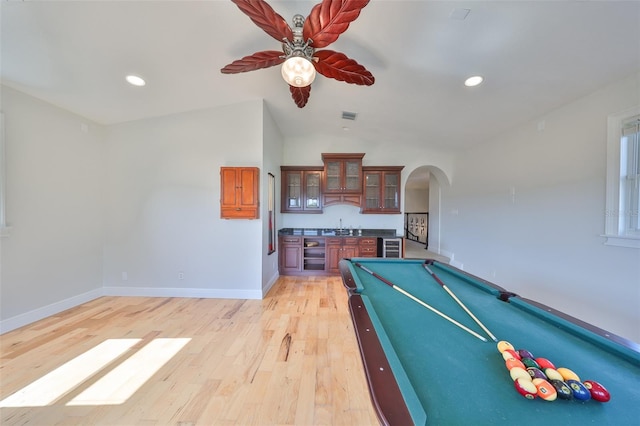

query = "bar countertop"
[{"left": 278, "top": 228, "right": 400, "bottom": 238}]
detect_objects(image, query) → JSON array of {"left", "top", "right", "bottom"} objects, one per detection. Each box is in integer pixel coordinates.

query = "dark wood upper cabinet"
[
  {"left": 322, "top": 153, "right": 364, "bottom": 207},
  {"left": 281, "top": 166, "right": 323, "bottom": 213},
  {"left": 361, "top": 166, "right": 404, "bottom": 214}
]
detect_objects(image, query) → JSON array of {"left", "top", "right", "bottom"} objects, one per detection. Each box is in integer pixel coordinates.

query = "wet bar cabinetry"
[
  {"left": 277, "top": 230, "right": 399, "bottom": 276},
  {"left": 326, "top": 237, "right": 359, "bottom": 274},
  {"left": 362, "top": 166, "right": 404, "bottom": 214},
  {"left": 281, "top": 154, "right": 403, "bottom": 213},
  {"left": 322, "top": 153, "right": 364, "bottom": 207},
  {"left": 358, "top": 238, "right": 377, "bottom": 257},
  {"left": 279, "top": 236, "right": 302, "bottom": 273},
  {"left": 280, "top": 166, "right": 323, "bottom": 213},
  {"left": 303, "top": 237, "right": 326, "bottom": 271}
]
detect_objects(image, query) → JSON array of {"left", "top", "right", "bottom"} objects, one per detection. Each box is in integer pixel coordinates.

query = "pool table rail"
[
  {"left": 512, "top": 296, "right": 640, "bottom": 365},
  {"left": 348, "top": 294, "right": 424, "bottom": 426}
]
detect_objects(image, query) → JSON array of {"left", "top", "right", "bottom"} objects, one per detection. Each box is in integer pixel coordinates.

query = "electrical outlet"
[
  {"left": 122, "top": 272, "right": 128, "bottom": 281},
  {"left": 178, "top": 271, "right": 184, "bottom": 280}
]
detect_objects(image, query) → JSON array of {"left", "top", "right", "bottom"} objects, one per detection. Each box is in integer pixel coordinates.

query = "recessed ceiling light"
[
  {"left": 125, "top": 75, "right": 146, "bottom": 87},
  {"left": 464, "top": 76, "right": 483, "bottom": 87}
]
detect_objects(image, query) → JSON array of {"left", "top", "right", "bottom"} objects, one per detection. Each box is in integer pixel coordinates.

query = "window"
[
  {"left": 620, "top": 116, "right": 640, "bottom": 235},
  {"left": 0, "top": 112, "right": 8, "bottom": 237},
  {"left": 604, "top": 107, "right": 640, "bottom": 248}
]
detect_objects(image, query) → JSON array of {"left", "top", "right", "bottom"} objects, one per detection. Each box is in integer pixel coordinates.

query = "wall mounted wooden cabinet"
[
  {"left": 361, "top": 166, "right": 404, "bottom": 214},
  {"left": 220, "top": 167, "right": 259, "bottom": 219},
  {"left": 322, "top": 153, "right": 364, "bottom": 207},
  {"left": 280, "top": 166, "right": 323, "bottom": 213}
]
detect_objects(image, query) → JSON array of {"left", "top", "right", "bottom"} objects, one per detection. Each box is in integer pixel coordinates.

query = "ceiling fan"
[{"left": 221, "top": 0, "right": 375, "bottom": 108}]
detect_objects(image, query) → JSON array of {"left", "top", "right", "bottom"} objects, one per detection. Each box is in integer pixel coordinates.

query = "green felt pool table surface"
[{"left": 340, "top": 258, "right": 640, "bottom": 425}]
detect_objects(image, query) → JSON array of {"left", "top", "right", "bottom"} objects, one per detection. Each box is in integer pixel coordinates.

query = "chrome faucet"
[{"left": 339, "top": 218, "right": 343, "bottom": 232}]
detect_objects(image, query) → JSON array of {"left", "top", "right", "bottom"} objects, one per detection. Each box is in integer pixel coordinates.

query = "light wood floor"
[{"left": 0, "top": 276, "right": 380, "bottom": 425}]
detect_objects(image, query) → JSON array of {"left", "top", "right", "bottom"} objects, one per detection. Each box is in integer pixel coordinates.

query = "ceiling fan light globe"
[{"left": 281, "top": 56, "right": 316, "bottom": 88}]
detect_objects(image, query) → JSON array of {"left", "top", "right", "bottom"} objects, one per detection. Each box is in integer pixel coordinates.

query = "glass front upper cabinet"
[
  {"left": 281, "top": 166, "right": 323, "bottom": 213},
  {"left": 322, "top": 153, "right": 364, "bottom": 194},
  {"left": 361, "top": 166, "right": 404, "bottom": 214}
]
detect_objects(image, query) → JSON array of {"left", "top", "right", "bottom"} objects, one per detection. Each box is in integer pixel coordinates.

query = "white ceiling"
[{"left": 2, "top": 0, "right": 639, "bottom": 152}]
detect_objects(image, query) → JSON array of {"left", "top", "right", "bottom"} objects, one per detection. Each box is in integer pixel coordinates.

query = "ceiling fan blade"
[
  {"left": 314, "top": 50, "right": 374, "bottom": 85},
  {"left": 231, "top": 0, "right": 293, "bottom": 42},
  {"left": 303, "top": 0, "right": 370, "bottom": 48},
  {"left": 290, "top": 85, "right": 311, "bottom": 108},
  {"left": 221, "top": 50, "right": 285, "bottom": 74}
]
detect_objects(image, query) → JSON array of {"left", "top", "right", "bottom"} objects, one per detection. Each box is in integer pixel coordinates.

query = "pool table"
[{"left": 339, "top": 258, "right": 640, "bottom": 425}]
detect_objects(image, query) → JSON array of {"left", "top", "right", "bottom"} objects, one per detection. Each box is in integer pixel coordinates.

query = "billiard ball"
[
  {"left": 527, "top": 367, "right": 546, "bottom": 380},
  {"left": 514, "top": 377, "right": 538, "bottom": 399},
  {"left": 535, "top": 357, "right": 556, "bottom": 370},
  {"left": 557, "top": 367, "right": 580, "bottom": 382},
  {"left": 550, "top": 379, "right": 573, "bottom": 400},
  {"left": 543, "top": 368, "right": 564, "bottom": 382},
  {"left": 501, "top": 349, "right": 521, "bottom": 360},
  {"left": 521, "top": 357, "right": 540, "bottom": 369},
  {"left": 497, "top": 341, "right": 515, "bottom": 353},
  {"left": 532, "top": 378, "right": 558, "bottom": 401},
  {"left": 509, "top": 367, "right": 532, "bottom": 382},
  {"left": 567, "top": 379, "right": 591, "bottom": 401},
  {"left": 518, "top": 349, "right": 535, "bottom": 359},
  {"left": 583, "top": 380, "right": 610, "bottom": 402},
  {"left": 505, "top": 357, "right": 526, "bottom": 371}
]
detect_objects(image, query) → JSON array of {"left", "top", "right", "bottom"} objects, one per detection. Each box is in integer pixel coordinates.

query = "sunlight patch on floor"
[
  {"left": 66, "top": 338, "right": 191, "bottom": 406},
  {"left": 0, "top": 338, "right": 141, "bottom": 408}
]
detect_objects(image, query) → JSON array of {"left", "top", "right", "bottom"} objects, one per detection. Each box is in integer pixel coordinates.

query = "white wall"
[
  {"left": 102, "top": 101, "right": 265, "bottom": 298},
  {"left": 405, "top": 188, "right": 429, "bottom": 212},
  {"left": 0, "top": 86, "right": 105, "bottom": 327},
  {"left": 441, "top": 73, "right": 640, "bottom": 342},
  {"left": 428, "top": 173, "right": 442, "bottom": 253}
]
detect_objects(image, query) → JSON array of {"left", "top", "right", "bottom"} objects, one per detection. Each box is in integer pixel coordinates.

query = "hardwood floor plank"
[{"left": 0, "top": 277, "right": 379, "bottom": 425}]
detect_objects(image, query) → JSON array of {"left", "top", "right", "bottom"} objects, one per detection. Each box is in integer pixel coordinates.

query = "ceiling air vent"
[{"left": 342, "top": 111, "right": 357, "bottom": 121}]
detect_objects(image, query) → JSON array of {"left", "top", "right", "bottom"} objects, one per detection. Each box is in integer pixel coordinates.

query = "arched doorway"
[{"left": 404, "top": 165, "right": 449, "bottom": 255}]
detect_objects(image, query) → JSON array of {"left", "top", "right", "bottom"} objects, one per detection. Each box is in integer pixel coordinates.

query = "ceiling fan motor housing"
[{"left": 282, "top": 14, "right": 315, "bottom": 61}]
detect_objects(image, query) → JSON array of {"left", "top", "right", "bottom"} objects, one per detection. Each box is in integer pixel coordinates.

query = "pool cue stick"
[
  {"left": 423, "top": 262, "right": 498, "bottom": 342},
  {"left": 353, "top": 262, "right": 488, "bottom": 342}
]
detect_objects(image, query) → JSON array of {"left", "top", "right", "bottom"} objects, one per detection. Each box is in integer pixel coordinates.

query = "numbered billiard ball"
[
  {"left": 583, "top": 380, "right": 610, "bottom": 402},
  {"left": 567, "top": 379, "right": 591, "bottom": 401},
  {"left": 532, "top": 378, "right": 558, "bottom": 402},
  {"left": 550, "top": 379, "right": 573, "bottom": 400},
  {"left": 514, "top": 377, "right": 538, "bottom": 399}
]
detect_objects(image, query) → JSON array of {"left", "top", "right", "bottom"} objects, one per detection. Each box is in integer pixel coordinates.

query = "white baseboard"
[
  {"left": 0, "top": 288, "right": 103, "bottom": 334},
  {"left": 1, "top": 284, "right": 271, "bottom": 335},
  {"left": 102, "top": 286, "right": 263, "bottom": 300},
  {"left": 439, "top": 249, "right": 454, "bottom": 260},
  {"left": 262, "top": 271, "right": 280, "bottom": 297},
  {"left": 450, "top": 260, "right": 464, "bottom": 270}
]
